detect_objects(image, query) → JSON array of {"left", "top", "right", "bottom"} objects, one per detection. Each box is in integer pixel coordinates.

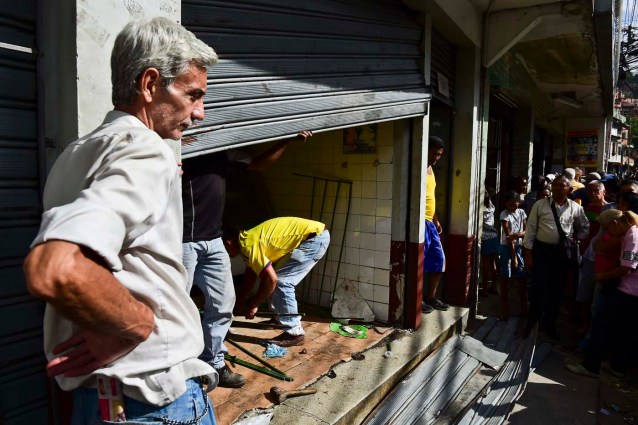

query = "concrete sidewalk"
[
  {"left": 474, "top": 287, "right": 638, "bottom": 425},
  {"left": 236, "top": 306, "right": 468, "bottom": 424}
]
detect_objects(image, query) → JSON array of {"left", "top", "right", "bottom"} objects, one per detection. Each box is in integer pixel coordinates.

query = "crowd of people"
[
  {"left": 480, "top": 166, "right": 638, "bottom": 379},
  {"left": 20, "top": 14, "right": 638, "bottom": 423}
]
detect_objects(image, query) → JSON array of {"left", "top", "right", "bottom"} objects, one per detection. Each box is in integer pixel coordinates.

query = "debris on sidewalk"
[
  {"left": 263, "top": 343, "right": 287, "bottom": 358},
  {"left": 331, "top": 279, "right": 375, "bottom": 323},
  {"left": 234, "top": 411, "right": 273, "bottom": 425},
  {"left": 351, "top": 352, "right": 365, "bottom": 360},
  {"left": 330, "top": 322, "right": 369, "bottom": 339}
]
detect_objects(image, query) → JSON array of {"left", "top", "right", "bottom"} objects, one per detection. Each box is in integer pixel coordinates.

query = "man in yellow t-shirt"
[
  {"left": 223, "top": 217, "right": 330, "bottom": 346},
  {"left": 422, "top": 136, "right": 449, "bottom": 314}
]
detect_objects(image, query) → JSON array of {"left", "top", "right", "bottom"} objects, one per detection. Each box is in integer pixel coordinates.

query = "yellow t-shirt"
[
  {"left": 424, "top": 171, "right": 436, "bottom": 221},
  {"left": 239, "top": 217, "right": 326, "bottom": 275}
]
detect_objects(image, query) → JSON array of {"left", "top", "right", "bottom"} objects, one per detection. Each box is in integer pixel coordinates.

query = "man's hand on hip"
[{"left": 46, "top": 329, "right": 140, "bottom": 378}]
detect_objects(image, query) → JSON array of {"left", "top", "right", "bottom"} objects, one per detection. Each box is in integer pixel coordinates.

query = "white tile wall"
[
  {"left": 359, "top": 266, "right": 375, "bottom": 283},
  {"left": 371, "top": 302, "right": 389, "bottom": 321},
  {"left": 374, "top": 268, "right": 390, "bottom": 286},
  {"left": 376, "top": 164, "right": 393, "bottom": 182},
  {"left": 349, "top": 198, "right": 362, "bottom": 215},
  {"left": 360, "top": 233, "right": 376, "bottom": 249},
  {"left": 376, "top": 217, "right": 392, "bottom": 234},
  {"left": 373, "top": 285, "right": 389, "bottom": 303},
  {"left": 358, "top": 282, "right": 374, "bottom": 301},
  {"left": 377, "top": 182, "right": 393, "bottom": 200},
  {"left": 345, "top": 247, "right": 360, "bottom": 265},
  {"left": 374, "top": 250, "right": 391, "bottom": 270},
  {"left": 361, "top": 182, "right": 377, "bottom": 199},
  {"left": 360, "top": 216, "right": 376, "bottom": 233},
  {"left": 378, "top": 146, "right": 393, "bottom": 164},
  {"left": 361, "top": 198, "right": 377, "bottom": 215},
  {"left": 360, "top": 249, "right": 375, "bottom": 268},
  {"left": 374, "top": 234, "right": 391, "bottom": 252},
  {"left": 376, "top": 199, "right": 392, "bottom": 217},
  {"left": 260, "top": 122, "right": 397, "bottom": 321},
  {"left": 362, "top": 163, "right": 377, "bottom": 181}
]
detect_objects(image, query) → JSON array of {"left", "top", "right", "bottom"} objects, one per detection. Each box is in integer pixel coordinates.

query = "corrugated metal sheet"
[
  {"left": 0, "top": 0, "right": 48, "bottom": 424},
  {"left": 430, "top": 29, "right": 455, "bottom": 106},
  {"left": 365, "top": 317, "right": 536, "bottom": 425},
  {"left": 182, "top": 0, "right": 429, "bottom": 157}
]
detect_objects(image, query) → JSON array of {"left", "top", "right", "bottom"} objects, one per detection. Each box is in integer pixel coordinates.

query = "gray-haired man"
[{"left": 23, "top": 18, "right": 219, "bottom": 424}]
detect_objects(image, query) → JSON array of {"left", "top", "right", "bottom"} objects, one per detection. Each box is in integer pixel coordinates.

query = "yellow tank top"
[{"left": 425, "top": 171, "right": 436, "bottom": 221}]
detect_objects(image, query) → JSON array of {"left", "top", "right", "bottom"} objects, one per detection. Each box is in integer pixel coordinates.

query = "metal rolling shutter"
[
  {"left": 0, "top": 1, "right": 49, "bottom": 424},
  {"left": 182, "top": 0, "right": 429, "bottom": 157},
  {"left": 430, "top": 29, "right": 455, "bottom": 106}
]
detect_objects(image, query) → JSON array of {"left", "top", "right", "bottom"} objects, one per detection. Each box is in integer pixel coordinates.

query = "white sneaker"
[{"left": 566, "top": 362, "right": 599, "bottom": 378}]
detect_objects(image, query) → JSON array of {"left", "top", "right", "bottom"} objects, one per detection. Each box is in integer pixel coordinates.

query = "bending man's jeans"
[
  {"left": 71, "top": 378, "right": 216, "bottom": 424},
  {"left": 272, "top": 230, "right": 330, "bottom": 335},
  {"left": 182, "top": 237, "right": 235, "bottom": 369}
]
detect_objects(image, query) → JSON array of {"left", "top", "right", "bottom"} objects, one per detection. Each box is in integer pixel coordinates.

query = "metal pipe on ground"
[
  {"left": 226, "top": 338, "right": 290, "bottom": 378},
  {"left": 224, "top": 354, "right": 293, "bottom": 382}
]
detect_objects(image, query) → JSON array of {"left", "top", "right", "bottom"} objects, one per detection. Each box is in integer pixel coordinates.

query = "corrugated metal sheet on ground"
[
  {"left": 182, "top": 0, "right": 429, "bottom": 157},
  {"left": 364, "top": 316, "right": 535, "bottom": 425}
]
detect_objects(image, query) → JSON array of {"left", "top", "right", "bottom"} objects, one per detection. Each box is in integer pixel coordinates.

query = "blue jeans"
[
  {"left": 183, "top": 238, "right": 235, "bottom": 369},
  {"left": 272, "top": 230, "right": 330, "bottom": 335},
  {"left": 71, "top": 378, "right": 216, "bottom": 424}
]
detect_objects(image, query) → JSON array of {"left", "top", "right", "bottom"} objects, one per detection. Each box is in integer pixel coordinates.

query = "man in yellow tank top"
[{"left": 422, "top": 136, "right": 450, "bottom": 314}]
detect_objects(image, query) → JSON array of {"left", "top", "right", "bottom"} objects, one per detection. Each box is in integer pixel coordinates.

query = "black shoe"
[
  {"left": 422, "top": 301, "right": 434, "bottom": 314},
  {"left": 267, "top": 332, "right": 305, "bottom": 347},
  {"left": 215, "top": 363, "right": 246, "bottom": 388},
  {"left": 426, "top": 298, "right": 449, "bottom": 311},
  {"left": 540, "top": 324, "right": 561, "bottom": 341},
  {"left": 522, "top": 325, "right": 532, "bottom": 339}
]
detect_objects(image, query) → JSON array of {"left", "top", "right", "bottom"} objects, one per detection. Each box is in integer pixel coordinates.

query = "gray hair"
[
  {"left": 562, "top": 167, "right": 576, "bottom": 182},
  {"left": 587, "top": 180, "right": 605, "bottom": 190},
  {"left": 111, "top": 17, "right": 218, "bottom": 106}
]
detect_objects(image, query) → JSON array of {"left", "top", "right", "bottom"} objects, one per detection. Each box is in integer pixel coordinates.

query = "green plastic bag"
[{"left": 329, "top": 322, "right": 368, "bottom": 339}]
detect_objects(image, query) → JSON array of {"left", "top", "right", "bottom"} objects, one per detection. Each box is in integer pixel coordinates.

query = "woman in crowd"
[{"left": 567, "top": 209, "right": 638, "bottom": 378}]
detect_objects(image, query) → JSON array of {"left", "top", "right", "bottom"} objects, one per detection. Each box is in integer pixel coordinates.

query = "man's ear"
[{"left": 137, "top": 67, "right": 161, "bottom": 103}]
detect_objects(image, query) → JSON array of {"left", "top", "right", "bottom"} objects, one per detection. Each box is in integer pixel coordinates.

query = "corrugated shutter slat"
[
  {"left": 183, "top": 0, "right": 428, "bottom": 157},
  {"left": 0, "top": 1, "right": 47, "bottom": 423}
]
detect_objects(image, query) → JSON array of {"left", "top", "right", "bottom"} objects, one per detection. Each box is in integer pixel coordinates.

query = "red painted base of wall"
[
  {"left": 443, "top": 234, "right": 476, "bottom": 307},
  {"left": 389, "top": 240, "right": 423, "bottom": 330}
]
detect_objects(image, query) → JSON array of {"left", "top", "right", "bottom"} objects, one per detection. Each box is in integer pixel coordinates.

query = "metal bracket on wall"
[{"left": 293, "top": 173, "right": 352, "bottom": 308}]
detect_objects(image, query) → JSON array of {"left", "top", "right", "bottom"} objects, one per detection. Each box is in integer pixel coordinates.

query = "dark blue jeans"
[
  {"left": 71, "top": 378, "right": 216, "bottom": 425},
  {"left": 527, "top": 240, "right": 568, "bottom": 331}
]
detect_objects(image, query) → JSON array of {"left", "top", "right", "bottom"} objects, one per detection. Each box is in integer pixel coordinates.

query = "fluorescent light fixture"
[
  {"left": 552, "top": 94, "right": 583, "bottom": 109},
  {"left": 493, "top": 92, "right": 518, "bottom": 108}
]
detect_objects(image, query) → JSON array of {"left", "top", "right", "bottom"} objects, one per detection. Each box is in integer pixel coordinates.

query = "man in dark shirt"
[{"left": 181, "top": 130, "right": 311, "bottom": 388}]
